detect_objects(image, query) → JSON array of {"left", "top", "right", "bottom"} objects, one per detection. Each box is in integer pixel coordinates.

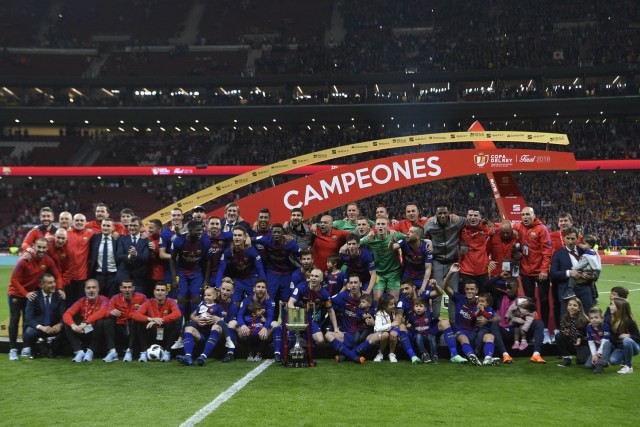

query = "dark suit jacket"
[
  {"left": 115, "top": 234, "right": 150, "bottom": 284},
  {"left": 89, "top": 233, "right": 119, "bottom": 276},
  {"left": 551, "top": 247, "right": 599, "bottom": 285},
  {"left": 550, "top": 247, "right": 575, "bottom": 286},
  {"left": 25, "top": 290, "right": 66, "bottom": 329}
]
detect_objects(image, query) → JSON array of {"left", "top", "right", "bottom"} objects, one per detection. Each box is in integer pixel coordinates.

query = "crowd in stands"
[
  {"left": 210, "top": 119, "right": 640, "bottom": 165},
  {"left": 3, "top": 120, "right": 637, "bottom": 168},
  {"left": 2, "top": 77, "right": 634, "bottom": 109},
  {"left": 255, "top": 0, "right": 640, "bottom": 75},
  {"left": 1, "top": 0, "right": 639, "bottom": 84}
]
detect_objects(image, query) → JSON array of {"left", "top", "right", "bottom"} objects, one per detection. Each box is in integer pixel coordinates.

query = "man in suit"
[
  {"left": 24, "top": 273, "right": 66, "bottom": 358},
  {"left": 550, "top": 227, "right": 595, "bottom": 315},
  {"left": 90, "top": 218, "right": 119, "bottom": 297},
  {"left": 220, "top": 203, "right": 251, "bottom": 233},
  {"left": 115, "top": 216, "right": 150, "bottom": 295}
]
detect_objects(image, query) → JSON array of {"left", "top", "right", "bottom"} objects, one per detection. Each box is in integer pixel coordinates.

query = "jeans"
[
  {"left": 608, "top": 338, "right": 640, "bottom": 368},
  {"left": 413, "top": 333, "right": 437, "bottom": 355},
  {"left": 584, "top": 340, "right": 614, "bottom": 368}
]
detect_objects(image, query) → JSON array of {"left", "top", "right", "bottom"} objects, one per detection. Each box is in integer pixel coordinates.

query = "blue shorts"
[
  {"left": 232, "top": 277, "right": 257, "bottom": 303},
  {"left": 177, "top": 272, "right": 204, "bottom": 298},
  {"left": 458, "top": 329, "right": 479, "bottom": 344},
  {"left": 184, "top": 320, "right": 212, "bottom": 336},
  {"left": 266, "top": 271, "right": 293, "bottom": 303}
]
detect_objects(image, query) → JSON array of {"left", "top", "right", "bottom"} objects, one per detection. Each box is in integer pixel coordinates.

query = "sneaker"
[
  {"left": 373, "top": 352, "right": 384, "bottom": 362},
  {"left": 467, "top": 353, "right": 482, "bottom": 366},
  {"left": 543, "top": 329, "right": 552, "bottom": 345},
  {"left": 161, "top": 351, "right": 171, "bottom": 362},
  {"left": 557, "top": 357, "right": 571, "bottom": 367},
  {"left": 196, "top": 355, "right": 207, "bottom": 366},
  {"left": 222, "top": 352, "right": 234, "bottom": 363},
  {"left": 82, "top": 349, "right": 94, "bottom": 362},
  {"left": 103, "top": 349, "right": 118, "bottom": 363},
  {"left": 72, "top": 350, "right": 85, "bottom": 363},
  {"left": 593, "top": 364, "right": 605, "bottom": 374},
  {"left": 519, "top": 341, "right": 529, "bottom": 351},
  {"left": 511, "top": 342, "right": 520, "bottom": 350},
  {"left": 176, "top": 355, "right": 194, "bottom": 366},
  {"left": 617, "top": 365, "right": 634, "bottom": 374},
  {"left": 9, "top": 349, "right": 18, "bottom": 361},
  {"left": 483, "top": 356, "right": 494, "bottom": 366},
  {"left": 530, "top": 354, "right": 546, "bottom": 364},
  {"left": 431, "top": 354, "right": 439, "bottom": 364},
  {"left": 564, "top": 290, "right": 576, "bottom": 300},
  {"left": 274, "top": 352, "right": 282, "bottom": 363},
  {"left": 355, "top": 356, "right": 366, "bottom": 364},
  {"left": 450, "top": 354, "right": 468, "bottom": 364},
  {"left": 388, "top": 353, "right": 398, "bottom": 363},
  {"left": 20, "top": 347, "right": 31, "bottom": 357},
  {"left": 170, "top": 337, "right": 184, "bottom": 350},
  {"left": 254, "top": 353, "right": 262, "bottom": 362},
  {"left": 123, "top": 350, "right": 132, "bottom": 363},
  {"left": 225, "top": 337, "right": 236, "bottom": 349},
  {"left": 335, "top": 355, "right": 345, "bottom": 364},
  {"left": 247, "top": 353, "right": 255, "bottom": 362},
  {"left": 411, "top": 356, "right": 421, "bottom": 365},
  {"left": 421, "top": 352, "right": 432, "bottom": 363},
  {"left": 502, "top": 354, "right": 513, "bottom": 364},
  {"left": 138, "top": 352, "right": 148, "bottom": 363}
]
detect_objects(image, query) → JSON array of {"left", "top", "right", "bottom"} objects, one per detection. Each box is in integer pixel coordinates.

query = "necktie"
[
  {"left": 132, "top": 236, "right": 137, "bottom": 245},
  {"left": 569, "top": 250, "right": 579, "bottom": 261},
  {"left": 44, "top": 294, "right": 51, "bottom": 326},
  {"left": 102, "top": 237, "right": 109, "bottom": 272}
]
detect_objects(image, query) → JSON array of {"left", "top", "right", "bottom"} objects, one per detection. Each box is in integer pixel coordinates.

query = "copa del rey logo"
[
  {"left": 474, "top": 153, "right": 488, "bottom": 167},
  {"left": 474, "top": 153, "right": 514, "bottom": 168}
]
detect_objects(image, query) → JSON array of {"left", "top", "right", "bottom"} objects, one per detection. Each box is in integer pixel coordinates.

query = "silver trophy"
[{"left": 284, "top": 305, "right": 310, "bottom": 368}]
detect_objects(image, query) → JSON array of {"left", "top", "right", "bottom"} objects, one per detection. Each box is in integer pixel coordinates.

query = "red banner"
[
  {"left": 1, "top": 159, "right": 636, "bottom": 177},
  {"left": 211, "top": 149, "right": 578, "bottom": 222},
  {"left": 0, "top": 165, "right": 337, "bottom": 177}
]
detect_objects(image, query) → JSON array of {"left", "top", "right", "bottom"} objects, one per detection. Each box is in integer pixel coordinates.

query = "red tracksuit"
[
  {"left": 131, "top": 298, "right": 181, "bottom": 326},
  {"left": 487, "top": 232, "right": 519, "bottom": 277},
  {"left": 8, "top": 254, "right": 62, "bottom": 297},
  {"left": 514, "top": 219, "right": 552, "bottom": 276},
  {"left": 66, "top": 227, "right": 94, "bottom": 281},
  {"left": 108, "top": 293, "right": 148, "bottom": 325},
  {"left": 48, "top": 241, "right": 71, "bottom": 287},
  {"left": 459, "top": 222, "right": 493, "bottom": 276},
  {"left": 63, "top": 296, "right": 109, "bottom": 325}
]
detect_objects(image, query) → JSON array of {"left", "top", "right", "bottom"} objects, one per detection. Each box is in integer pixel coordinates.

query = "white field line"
[{"left": 180, "top": 360, "right": 274, "bottom": 427}]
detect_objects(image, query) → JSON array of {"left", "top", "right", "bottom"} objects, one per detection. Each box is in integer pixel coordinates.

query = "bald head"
[
  {"left": 499, "top": 220, "right": 513, "bottom": 241},
  {"left": 521, "top": 207, "right": 535, "bottom": 226}
]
